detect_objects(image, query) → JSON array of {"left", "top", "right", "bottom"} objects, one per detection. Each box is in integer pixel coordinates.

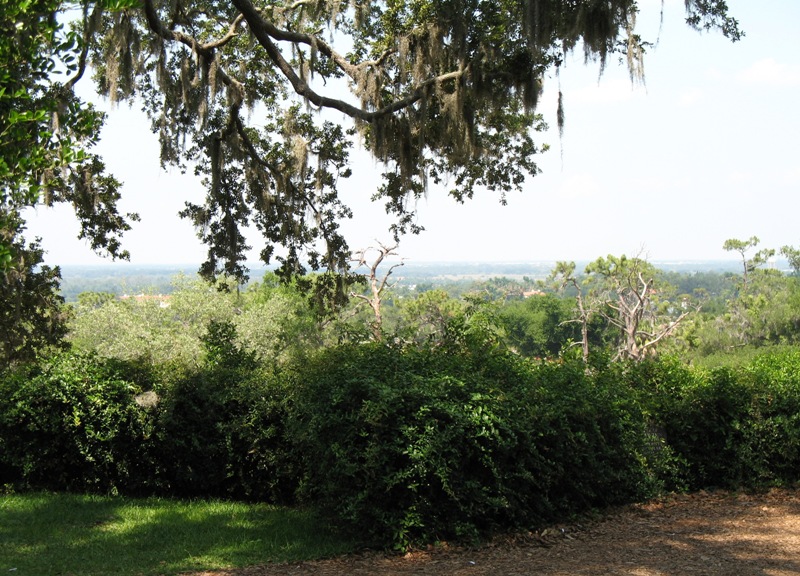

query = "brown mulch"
[{"left": 188, "top": 488, "right": 800, "bottom": 575}]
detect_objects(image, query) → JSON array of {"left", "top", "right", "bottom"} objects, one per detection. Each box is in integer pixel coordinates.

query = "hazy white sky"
[{"left": 25, "top": 0, "right": 800, "bottom": 267}]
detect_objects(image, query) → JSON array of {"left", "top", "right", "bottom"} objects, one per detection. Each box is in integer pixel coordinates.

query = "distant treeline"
[{"left": 57, "top": 260, "right": 751, "bottom": 302}]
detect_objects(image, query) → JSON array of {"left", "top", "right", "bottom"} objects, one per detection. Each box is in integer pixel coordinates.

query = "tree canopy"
[
  {"left": 0, "top": 212, "right": 68, "bottom": 367},
  {"left": 0, "top": 0, "right": 137, "bottom": 265},
  {"left": 4, "top": 0, "right": 741, "bottom": 283}
]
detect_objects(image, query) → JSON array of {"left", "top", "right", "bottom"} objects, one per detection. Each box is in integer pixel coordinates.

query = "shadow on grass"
[{"left": 0, "top": 492, "right": 357, "bottom": 576}]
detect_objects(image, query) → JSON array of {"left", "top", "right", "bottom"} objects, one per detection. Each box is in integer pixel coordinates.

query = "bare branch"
[
  {"left": 639, "top": 309, "right": 693, "bottom": 354},
  {"left": 349, "top": 242, "right": 403, "bottom": 341}
]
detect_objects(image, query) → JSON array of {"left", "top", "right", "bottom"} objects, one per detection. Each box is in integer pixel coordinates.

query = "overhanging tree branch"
[
  {"left": 230, "top": 0, "right": 467, "bottom": 121},
  {"left": 55, "top": 0, "right": 743, "bottom": 290}
]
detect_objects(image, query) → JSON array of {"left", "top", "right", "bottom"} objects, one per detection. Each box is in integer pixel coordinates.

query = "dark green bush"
[
  {"left": 655, "top": 366, "right": 749, "bottom": 489},
  {"left": 291, "top": 343, "right": 655, "bottom": 548},
  {"left": 0, "top": 330, "right": 299, "bottom": 503},
  {"left": 154, "top": 321, "right": 298, "bottom": 502},
  {"left": 154, "top": 366, "right": 298, "bottom": 502},
  {"left": 638, "top": 350, "right": 800, "bottom": 491},
  {"left": 225, "top": 373, "right": 300, "bottom": 503},
  {"left": 154, "top": 370, "right": 233, "bottom": 496},
  {"left": 531, "top": 361, "right": 663, "bottom": 510},
  {"left": 737, "top": 351, "right": 800, "bottom": 485},
  {"left": 0, "top": 352, "right": 156, "bottom": 493}
]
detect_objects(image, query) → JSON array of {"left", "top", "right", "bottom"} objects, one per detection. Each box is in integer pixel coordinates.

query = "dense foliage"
[
  {"left": 0, "top": 325, "right": 299, "bottom": 502},
  {"left": 80, "top": 0, "right": 742, "bottom": 282},
  {"left": 68, "top": 273, "right": 323, "bottom": 366},
  {"left": 4, "top": 326, "right": 800, "bottom": 548},
  {"left": 0, "top": 0, "right": 136, "bottom": 261},
  {"left": 500, "top": 292, "right": 594, "bottom": 358},
  {"left": 0, "top": 214, "right": 69, "bottom": 366},
  {"left": 154, "top": 321, "right": 299, "bottom": 502},
  {"left": 290, "top": 342, "right": 660, "bottom": 546},
  {"left": 0, "top": 352, "right": 155, "bottom": 492},
  {"left": 6, "top": 247, "right": 800, "bottom": 548},
  {"left": 1, "top": 0, "right": 138, "bottom": 362}
]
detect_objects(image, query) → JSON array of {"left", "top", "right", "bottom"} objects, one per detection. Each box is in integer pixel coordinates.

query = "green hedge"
[
  {"left": 2, "top": 346, "right": 800, "bottom": 548},
  {"left": 154, "top": 364, "right": 298, "bottom": 502},
  {"left": 0, "top": 350, "right": 298, "bottom": 502},
  {"left": 0, "top": 353, "right": 157, "bottom": 493},
  {"left": 624, "top": 351, "right": 800, "bottom": 491},
  {"left": 290, "top": 344, "right": 657, "bottom": 547}
]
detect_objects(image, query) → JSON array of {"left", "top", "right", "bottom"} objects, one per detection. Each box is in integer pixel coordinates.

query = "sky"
[{"left": 24, "top": 0, "right": 800, "bottom": 267}]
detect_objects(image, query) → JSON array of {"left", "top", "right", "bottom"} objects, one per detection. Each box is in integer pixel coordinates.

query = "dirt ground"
[{"left": 191, "top": 488, "right": 800, "bottom": 576}]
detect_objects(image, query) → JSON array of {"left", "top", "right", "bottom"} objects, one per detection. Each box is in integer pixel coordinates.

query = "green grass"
[{"left": 0, "top": 492, "right": 359, "bottom": 575}]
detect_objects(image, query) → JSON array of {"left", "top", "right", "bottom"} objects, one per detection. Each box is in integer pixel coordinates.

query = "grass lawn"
[{"left": 0, "top": 492, "right": 359, "bottom": 575}]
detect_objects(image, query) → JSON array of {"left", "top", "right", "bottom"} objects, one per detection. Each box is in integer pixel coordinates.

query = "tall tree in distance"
[
  {"left": 722, "top": 236, "right": 775, "bottom": 293},
  {"left": 780, "top": 245, "right": 800, "bottom": 276},
  {"left": 550, "top": 260, "right": 594, "bottom": 363},
  {"left": 349, "top": 241, "right": 404, "bottom": 341},
  {"left": 584, "top": 254, "right": 695, "bottom": 362}
]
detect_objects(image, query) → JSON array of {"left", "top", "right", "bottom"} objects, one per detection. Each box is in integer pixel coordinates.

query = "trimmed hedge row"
[{"left": 2, "top": 346, "right": 800, "bottom": 547}]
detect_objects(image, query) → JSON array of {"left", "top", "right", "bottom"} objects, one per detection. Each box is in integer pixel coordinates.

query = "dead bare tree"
[
  {"left": 350, "top": 242, "right": 405, "bottom": 341},
  {"left": 586, "top": 254, "right": 697, "bottom": 362}
]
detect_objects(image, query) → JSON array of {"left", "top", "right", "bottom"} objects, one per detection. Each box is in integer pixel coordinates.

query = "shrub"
[
  {"left": 0, "top": 353, "right": 157, "bottom": 493},
  {"left": 654, "top": 366, "right": 749, "bottom": 489},
  {"left": 643, "top": 350, "right": 800, "bottom": 491},
  {"left": 738, "top": 350, "right": 800, "bottom": 485},
  {"left": 612, "top": 357, "right": 700, "bottom": 491},
  {"left": 154, "top": 321, "right": 299, "bottom": 502},
  {"left": 5, "top": 336, "right": 799, "bottom": 549},
  {"left": 153, "top": 366, "right": 298, "bottom": 502},
  {"left": 0, "top": 324, "right": 300, "bottom": 503},
  {"left": 530, "top": 360, "right": 662, "bottom": 510},
  {"left": 291, "top": 343, "right": 655, "bottom": 548}
]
